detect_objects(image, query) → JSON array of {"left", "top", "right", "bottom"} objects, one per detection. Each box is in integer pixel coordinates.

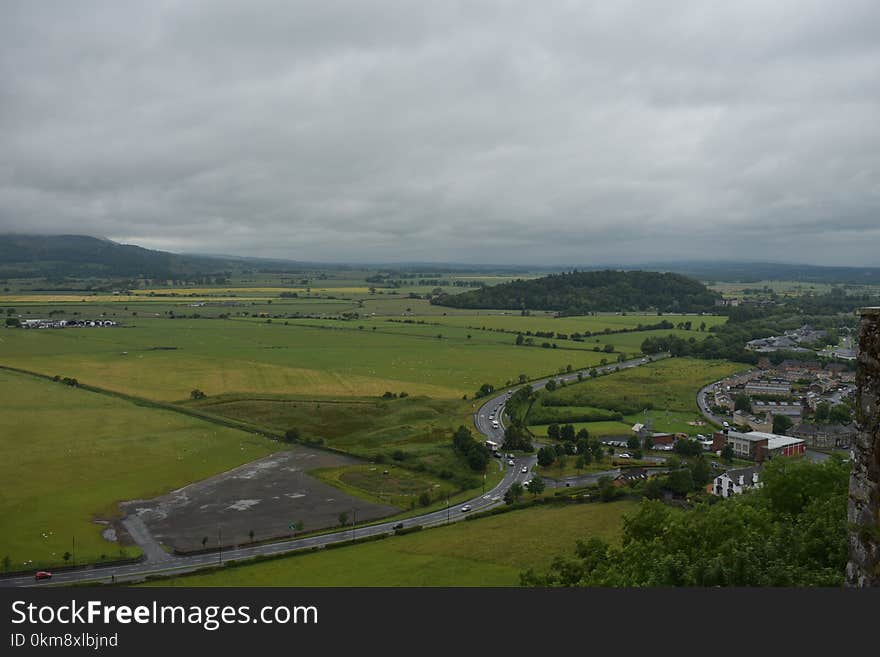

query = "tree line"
[
  {"left": 431, "top": 270, "right": 721, "bottom": 314},
  {"left": 521, "top": 456, "right": 849, "bottom": 586}
]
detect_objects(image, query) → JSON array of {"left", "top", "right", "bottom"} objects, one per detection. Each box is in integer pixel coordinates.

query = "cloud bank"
[{"left": 1, "top": 0, "right": 879, "bottom": 265}]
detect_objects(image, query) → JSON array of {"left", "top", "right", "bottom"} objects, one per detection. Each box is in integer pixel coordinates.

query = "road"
[
  {"left": 2, "top": 353, "right": 667, "bottom": 587},
  {"left": 697, "top": 382, "right": 727, "bottom": 427}
]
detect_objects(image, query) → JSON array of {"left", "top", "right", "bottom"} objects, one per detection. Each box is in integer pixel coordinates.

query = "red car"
[{"left": 34, "top": 571, "right": 52, "bottom": 581}]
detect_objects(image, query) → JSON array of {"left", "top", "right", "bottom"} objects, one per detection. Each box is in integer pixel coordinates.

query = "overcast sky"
[{"left": 1, "top": 1, "right": 879, "bottom": 266}]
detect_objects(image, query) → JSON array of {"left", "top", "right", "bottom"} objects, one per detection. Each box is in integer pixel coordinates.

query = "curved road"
[{"left": 2, "top": 353, "right": 668, "bottom": 587}]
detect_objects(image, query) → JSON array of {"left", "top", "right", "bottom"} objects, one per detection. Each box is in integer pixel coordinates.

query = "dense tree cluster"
[
  {"left": 521, "top": 457, "right": 849, "bottom": 586},
  {"left": 451, "top": 425, "right": 491, "bottom": 471},
  {"left": 431, "top": 270, "right": 721, "bottom": 314},
  {"left": 502, "top": 386, "right": 534, "bottom": 425},
  {"left": 502, "top": 425, "right": 534, "bottom": 452}
]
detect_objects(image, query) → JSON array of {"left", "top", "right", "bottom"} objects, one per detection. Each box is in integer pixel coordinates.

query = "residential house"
[{"left": 713, "top": 466, "right": 763, "bottom": 498}]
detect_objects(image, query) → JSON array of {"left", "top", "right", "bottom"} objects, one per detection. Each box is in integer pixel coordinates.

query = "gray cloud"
[{"left": 1, "top": 0, "right": 879, "bottom": 265}]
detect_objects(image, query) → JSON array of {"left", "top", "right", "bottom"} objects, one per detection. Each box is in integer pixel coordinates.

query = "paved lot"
[{"left": 121, "top": 448, "right": 399, "bottom": 552}]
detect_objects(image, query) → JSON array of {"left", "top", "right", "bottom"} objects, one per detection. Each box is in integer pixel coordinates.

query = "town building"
[
  {"left": 744, "top": 381, "right": 792, "bottom": 397},
  {"left": 712, "top": 429, "right": 806, "bottom": 462},
  {"left": 789, "top": 422, "right": 857, "bottom": 449},
  {"left": 753, "top": 400, "right": 803, "bottom": 418},
  {"left": 713, "top": 466, "right": 762, "bottom": 498}
]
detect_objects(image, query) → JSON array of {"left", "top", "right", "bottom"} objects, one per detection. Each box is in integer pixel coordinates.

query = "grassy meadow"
[
  {"left": 525, "top": 357, "right": 745, "bottom": 437},
  {"left": 0, "top": 318, "right": 613, "bottom": 401},
  {"left": 0, "top": 368, "right": 280, "bottom": 569},
  {"left": 144, "top": 500, "right": 636, "bottom": 587},
  {"left": 0, "top": 270, "right": 740, "bottom": 580},
  {"left": 186, "top": 393, "right": 489, "bottom": 485},
  {"left": 536, "top": 358, "right": 744, "bottom": 415},
  {"left": 423, "top": 312, "right": 727, "bottom": 335}
]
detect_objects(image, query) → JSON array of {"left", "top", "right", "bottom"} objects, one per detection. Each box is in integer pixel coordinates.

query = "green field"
[
  {"left": 0, "top": 274, "right": 738, "bottom": 581},
  {"left": 187, "top": 394, "right": 504, "bottom": 492},
  {"left": 188, "top": 394, "right": 470, "bottom": 449},
  {"left": 144, "top": 500, "right": 636, "bottom": 586},
  {"left": 0, "top": 369, "right": 279, "bottom": 569},
  {"left": 0, "top": 318, "right": 611, "bottom": 401},
  {"left": 525, "top": 358, "right": 742, "bottom": 438},
  {"left": 535, "top": 358, "right": 745, "bottom": 415},
  {"left": 422, "top": 313, "right": 727, "bottom": 336},
  {"left": 530, "top": 410, "right": 710, "bottom": 438},
  {"left": 526, "top": 405, "right": 623, "bottom": 425}
]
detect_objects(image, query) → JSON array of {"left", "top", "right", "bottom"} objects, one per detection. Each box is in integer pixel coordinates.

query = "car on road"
[
  {"left": 508, "top": 459, "right": 515, "bottom": 466},
  {"left": 34, "top": 571, "right": 52, "bottom": 581},
  {"left": 460, "top": 505, "right": 472, "bottom": 512},
  {"left": 521, "top": 466, "right": 528, "bottom": 473},
  {"left": 619, "top": 453, "right": 631, "bottom": 459},
  {"left": 392, "top": 522, "right": 404, "bottom": 530}
]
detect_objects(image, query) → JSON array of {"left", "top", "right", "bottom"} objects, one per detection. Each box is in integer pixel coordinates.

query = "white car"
[
  {"left": 521, "top": 466, "right": 528, "bottom": 473},
  {"left": 460, "top": 505, "right": 472, "bottom": 512},
  {"left": 508, "top": 459, "right": 515, "bottom": 466},
  {"left": 618, "top": 453, "right": 631, "bottom": 459}
]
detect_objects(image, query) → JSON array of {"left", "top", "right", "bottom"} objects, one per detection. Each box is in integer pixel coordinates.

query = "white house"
[{"left": 713, "top": 466, "right": 762, "bottom": 498}]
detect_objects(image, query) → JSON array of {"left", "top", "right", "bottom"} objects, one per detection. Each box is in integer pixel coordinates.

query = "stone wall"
[{"left": 847, "top": 307, "right": 880, "bottom": 586}]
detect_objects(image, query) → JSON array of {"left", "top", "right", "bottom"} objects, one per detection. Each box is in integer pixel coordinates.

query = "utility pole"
[
  {"left": 218, "top": 527, "right": 222, "bottom": 565},
  {"left": 72, "top": 536, "right": 76, "bottom": 568}
]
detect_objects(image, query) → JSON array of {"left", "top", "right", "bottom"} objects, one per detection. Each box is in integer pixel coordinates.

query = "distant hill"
[
  {"left": 0, "top": 234, "right": 240, "bottom": 278},
  {"left": 652, "top": 261, "right": 880, "bottom": 285},
  {"left": 430, "top": 270, "right": 722, "bottom": 314}
]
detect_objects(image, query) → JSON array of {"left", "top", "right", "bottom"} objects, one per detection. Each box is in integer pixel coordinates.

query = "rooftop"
[{"left": 746, "top": 431, "right": 805, "bottom": 449}]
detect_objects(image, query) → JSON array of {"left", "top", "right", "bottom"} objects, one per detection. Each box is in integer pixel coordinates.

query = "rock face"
[{"left": 847, "top": 307, "right": 880, "bottom": 586}]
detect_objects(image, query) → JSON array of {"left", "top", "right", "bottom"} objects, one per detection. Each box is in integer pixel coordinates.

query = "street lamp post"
[{"left": 218, "top": 527, "right": 222, "bottom": 565}]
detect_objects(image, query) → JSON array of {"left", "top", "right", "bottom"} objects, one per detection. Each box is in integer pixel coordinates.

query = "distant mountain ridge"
[
  {"left": 1, "top": 234, "right": 879, "bottom": 284},
  {"left": 430, "top": 269, "right": 722, "bottom": 314},
  {"left": 0, "top": 234, "right": 231, "bottom": 278}
]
